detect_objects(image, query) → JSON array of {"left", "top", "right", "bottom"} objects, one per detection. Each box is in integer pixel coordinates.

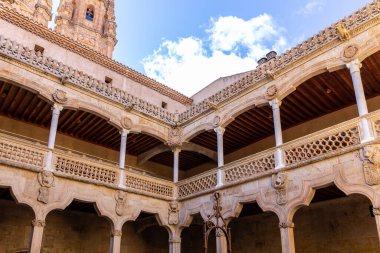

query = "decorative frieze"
[
  {"left": 37, "top": 171, "right": 55, "bottom": 204},
  {"left": 272, "top": 173, "right": 289, "bottom": 205},
  {"left": 360, "top": 145, "right": 380, "bottom": 186}
]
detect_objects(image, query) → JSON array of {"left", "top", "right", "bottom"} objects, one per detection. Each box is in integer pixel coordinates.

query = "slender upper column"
[
  {"left": 45, "top": 104, "right": 63, "bottom": 171},
  {"left": 173, "top": 148, "right": 181, "bottom": 183},
  {"left": 270, "top": 99, "right": 285, "bottom": 169},
  {"left": 279, "top": 222, "right": 296, "bottom": 253},
  {"left": 30, "top": 219, "right": 46, "bottom": 253},
  {"left": 216, "top": 232, "right": 228, "bottom": 253},
  {"left": 118, "top": 129, "right": 129, "bottom": 188},
  {"left": 110, "top": 229, "right": 122, "bottom": 253},
  {"left": 346, "top": 59, "right": 374, "bottom": 143},
  {"left": 215, "top": 127, "right": 225, "bottom": 187},
  {"left": 169, "top": 238, "right": 181, "bottom": 253}
]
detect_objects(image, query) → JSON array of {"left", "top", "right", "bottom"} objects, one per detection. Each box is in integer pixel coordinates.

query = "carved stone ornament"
[
  {"left": 360, "top": 145, "right": 380, "bottom": 186},
  {"left": 167, "top": 127, "right": 183, "bottom": 148},
  {"left": 212, "top": 116, "right": 221, "bottom": 128},
  {"left": 121, "top": 117, "right": 132, "bottom": 130},
  {"left": 37, "top": 171, "right": 55, "bottom": 204},
  {"left": 373, "top": 207, "right": 380, "bottom": 216},
  {"left": 271, "top": 172, "right": 288, "bottom": 205},
  {"left": 343, "top": 44, "right": 361, "bottom": 61},
  {"left": 265, "top": 85, "right": 278, "bottom": 100},
  {"left": 279, "top": 221, "right": 294, "bottom": 229},
  {"left": 32, "top": 219, "right": 46, "bottom": 227},
  {"left": 168, "top": 201, "right": 179, "bottom": 225},
  {"left": 52, "top": 89, "right": 68, "bottom": 104},
  {"left": 115, "top": 190, "right": 127, "bottom": 216},
  {"left": 336, "top": 22, "right": 351, "bottom": 41},
  {"left": 112, "top": 230, "right": 123, "bottom": 237}
]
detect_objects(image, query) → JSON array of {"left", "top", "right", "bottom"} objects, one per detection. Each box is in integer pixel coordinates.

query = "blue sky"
[{"left": 51, "top": 0, "right": 370, "bottom": 96}]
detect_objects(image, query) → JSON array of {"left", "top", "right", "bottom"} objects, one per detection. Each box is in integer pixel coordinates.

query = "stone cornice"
[{"left": 0, "top": 3, "right": 192, "bottom": 105}]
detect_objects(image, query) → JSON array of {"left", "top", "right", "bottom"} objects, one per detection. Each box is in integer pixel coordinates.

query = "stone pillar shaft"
[
  {"left": 373, "top": 208, "right": 380, "bottom": 245},
  {"left": 215, "top": 127, "right": 225, "bottom": 187},
  {"left": 347, "top": 59, "right": 374, "bottom": 143},
  {"left": 173, "top": 148, "right": 180, "bottom": 183},
  {"left": 279, "top": 223, "right": 295, "bottom": 253},
  {"left": 216, "top": 233, "right": 228, "bottom": 253},
  {"left": 46, "top": 104, "right": 62, "bottom": 171},
  {"left": 30, "top": 219, "right": 45, "bottom": 253},
  {"left": 110, "top": 230, "right": 122, "bottom": 253},
  {"left": 118, "top": 130, "right": 129, "bottom": 188},
  {"left": 270, "top": 99, "right": 285, "bottom": 169},
  {"left": 169, "top": 239, "right": 181, "bottom": 253}
]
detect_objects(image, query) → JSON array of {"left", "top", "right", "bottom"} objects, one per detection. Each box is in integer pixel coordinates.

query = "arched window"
[{"left": 85, "top": 7, "right": 94, "bottom": 21}]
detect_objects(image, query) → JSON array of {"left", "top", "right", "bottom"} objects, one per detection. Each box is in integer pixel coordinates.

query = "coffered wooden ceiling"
[{"left": 190, "top": 50, "right": 380, "bottom": 155}]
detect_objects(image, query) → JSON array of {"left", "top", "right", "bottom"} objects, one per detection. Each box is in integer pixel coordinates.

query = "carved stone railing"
[
  {"left": 370, "top": 113, "right": 380, "bottom": 138},
  {"left": 125, "top": 169, "right": 174, "bottom": 199},
  {"left": 283, "top": 124, "right": 360, "bottom": 166},
  {"left": 0, "top": 34, "right": 178, "bottom": 125},
  {"left": 0, "top": 132, "right": 46, "bottom": 170},
  {"left": 178, "top": 1, "right": 380, "bottom": 123},
  {"left": 177, "top": 170, "right": 217, "bottom": 198},
  {"left": 53, "top": 151, "right": 118, "bottom": 186},
  {"left": 223, "top": 150, "right": 275, "bottom": 184}
]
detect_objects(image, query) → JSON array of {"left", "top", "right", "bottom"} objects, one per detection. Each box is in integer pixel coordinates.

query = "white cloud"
[
  {"left": 142, "top": 14, "right": 287, "bottom": 97},
  {"left": 295, "top": 0, "right": 325, "bottom": 17}
]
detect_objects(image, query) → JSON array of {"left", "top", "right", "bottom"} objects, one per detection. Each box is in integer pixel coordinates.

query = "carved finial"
[{"left": 336, "top": 22, "right": 351, "bottom": 41}]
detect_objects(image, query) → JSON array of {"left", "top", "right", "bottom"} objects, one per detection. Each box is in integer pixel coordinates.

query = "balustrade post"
[
  {"left": 270, "top": 99, "right": 285, "bottom": 169},
  {"left": 279, "top": 222, "right": 296, "bottom": 253},
  {"left": 30, "top": 219, "right": 46, "bottom": 253},
  {"left": 347, "top": 59, "right": 374, "bottom": 143},
  {"left": 173, "top": 148, "right": 181, "bottom": 183},
  {"left": 169, "top": 238, "right": 181, "bottom": 253},
  {"left": 45, "top": 104, "right": 63, "bottom": 171},
  {"left": 118, "top": 129, "right": 129, "bottom": 188},
  {"left": 110, "top": 229, "right": 122, "bottom": 253},
  {"left": 215, "top": 127, "right": 225, "bottom": 187}
]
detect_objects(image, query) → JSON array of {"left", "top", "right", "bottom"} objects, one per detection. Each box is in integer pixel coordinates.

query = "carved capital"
[
  {"left": 360, "top": 145, "right": 380, "bottom": 186},
  {"left": 214, "top": 126, "right": 225, "bottom": 136},
  {"left": 346, "top": 59, "right": 362, "bottom": 74},
  {"left": 279, "top": 221, "right": 294, "bottom": 229},
  {"left": 167, "top": 127, "right": 183, "bottom": 148},
  {"left": 32, "top": 219, "right": 46, "bottom": 227},
  {"left": 112, "top": 230, "right": 122, "bottom": 237},
  {"left": 269, "top": 98, "right": 282, "bottom": 110},
  {"left": 272, "top": 173, "right": 288, "bottom": 205},
  {"left": 52, "top": 89, "right": 68, "bottom": 104}
]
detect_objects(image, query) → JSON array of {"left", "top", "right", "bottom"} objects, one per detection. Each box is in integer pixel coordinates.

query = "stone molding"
[
  {"left": 32, "top": 219, "right": 46, "bottom": 227},
  {"left": 112, "top": 230, "right": 122, "bottom": 237},
  {"left": 279, "top": 222, "right": 295, "bottom": 229}
]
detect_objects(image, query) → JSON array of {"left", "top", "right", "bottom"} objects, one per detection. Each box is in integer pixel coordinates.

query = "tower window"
[{"left": 85, "top": 7, "right": 94, "bottom": 21}]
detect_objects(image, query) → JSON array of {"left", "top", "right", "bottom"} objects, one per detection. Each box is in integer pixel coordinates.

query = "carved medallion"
[
  {"left": 342, "top": 44, "right": 361, "bottom": 61},
  {"left": 37, "top": 171, "right": 54, "bottom": 204},
  {"left": 121, "top": 117, "right": 132, "bottom": 130},
  {"left": 265, "top": 85, "right": 278, "bottom": 100},
  {"left": 212, "top": 116, "right": 221, "bottom": 128},
  {"left": 52, "top": 89, "right": 68, "bottom": 104},
  {"left": 271, "top": 173, "right": 288, "bottom": 205},
  {"left": 115, "top": 191, "right": 127, "bottom": 216},
  {"left": 360, "top": 145, "right": 380, "bottom": 186},
  {"left": 167, "top": 127, "right": 183, "bottom": 148},
  {"left": 168, "top": 201, "right": 179, "bottom": 225}
]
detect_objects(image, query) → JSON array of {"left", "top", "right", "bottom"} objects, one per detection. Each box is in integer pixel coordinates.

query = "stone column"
[
  {"left": 215, "top": 127, "right": 225, "bottom": 187},
  {"left": 110, "top": 229, "right": 122, "bottom": 253},
  {"left": 270, "top": 99, "right": 285, "bottom": 169},
  {"left": 169, "top": 238, "right": 181, "bottom": 253},
  {"left": 347, "top": 59, "right": 374, "bottom": 143},
  {"left": 173, "top": 148, "right": 181, "bottom": 183},
  {"left": 216, "top": 232, "right": 228, "bottom": 253},
  {"left": 118, "top": 129, "right": 129, "bottom": 188},
  {"left": 30, "top": 219, "right": 46, "bottom": 253},
  {"left": 279, "top": 222, "right": 296, "bottom": 253},
  {"left": 373, "top": 207, "right": 380, "bottom": 245},
  {"left": 45, "top": 104, "right": 63, "bottom": 171}
]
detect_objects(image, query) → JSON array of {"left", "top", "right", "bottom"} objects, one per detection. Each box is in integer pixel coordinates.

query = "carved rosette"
[
  {"left": 342, "top": 44, "right": 361, "bottom": 62},
  {"left": 52, "top": 89, "right": 68, "bottom": 104},
  {"left": 265, "top": 85, "right": 278, "bottom": 100},
  {"left": 115, "top": 191, "right": 127, "bottom": 216},
  {"left": 37, "top": 171, "right": 54, "bottom": 204},
  {"left": 168, "top": 201, "right": 179, "bottom": 225},
  {"left": 360, "top": 145, "right": 380, "bottom": 186},
  {"left": 167, "top": 127, "right": 183, "bottom": 148},
  {"left": 272, "top": 173, "right": 288, "bottom": 205},
  {"left": 121, "top": 117, "right": 133, "bottom": 130}
]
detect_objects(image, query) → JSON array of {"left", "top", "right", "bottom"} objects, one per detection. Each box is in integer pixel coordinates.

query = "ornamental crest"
[
  {"left": 115, "top": 191, "right": 127, "bottom": 216},
  {"left": 168, "top": 201, "right": 179, "bottom": 225},
  {"left": 52, "top": 89, "right": 68, "bottom": 104},
  {"left": 37, "top": 171, "right": 55, "bottom": 204},
  {"left": 342, "top": 44, "right": 361, "bottom": 61},
  {"left": 272, "top": 172, "right": 288, "bottom": 205},
  {"left": 265, "top": 85, "right": 278, "bottom": 100},
  {"left": 360, "top": 145, "right": 380, "bottom": 186},
  {"left": 167, "top": 127, "right": 183, "bottom": 148}
]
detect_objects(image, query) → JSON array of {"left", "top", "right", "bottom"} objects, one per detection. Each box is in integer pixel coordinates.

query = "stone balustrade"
[{"left": 177, "top": 170, "right": 218, "bottom": 198}]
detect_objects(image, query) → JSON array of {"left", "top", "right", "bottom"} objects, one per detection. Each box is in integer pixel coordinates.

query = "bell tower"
[
  {"left": 0, "top": 0, "right": 52, "bottom": 26},
  {"left": 54, "top": 0, "right": 117, "bottom": 58}
]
